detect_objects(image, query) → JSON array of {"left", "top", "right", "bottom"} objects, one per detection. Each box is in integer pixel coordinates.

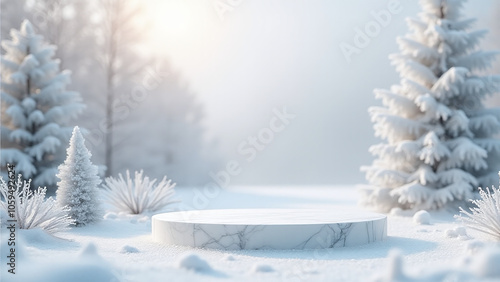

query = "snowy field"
[{"left": 2, "top": 186, "right": 500, "bottom": 282}]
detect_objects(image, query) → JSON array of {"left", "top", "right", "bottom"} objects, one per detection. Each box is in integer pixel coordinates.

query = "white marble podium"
[{"left": 152, "top": 209, "right": 386, "bottom": 250}]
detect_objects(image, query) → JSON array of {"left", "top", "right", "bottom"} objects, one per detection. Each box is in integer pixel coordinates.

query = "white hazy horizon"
[{"left": 150, "top": 0, "right": 498, "bottom": 185}]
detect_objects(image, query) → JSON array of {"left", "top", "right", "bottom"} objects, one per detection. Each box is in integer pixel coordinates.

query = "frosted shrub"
[
  {"left": 457, "top": 186, "right": 500, "bottom": 240},
  {"left": 102, "top": 170, "right": 177, "bottom": 214},
  {"left": 0, "top": 176, "right": 74, "bottom": 234}
]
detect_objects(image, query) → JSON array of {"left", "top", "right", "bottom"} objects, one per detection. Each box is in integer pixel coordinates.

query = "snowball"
[
  {"left": 413, "top": 210, "right": 431, "bottom": 225},
  {"left": 120, "top": 245, "right": 139, "bottom": 253},
  {"left": 251, "top": 263, "right": 275, "bottom": 273},
  {"left": 177, "top": 253, "right": 213, "bottom": 273},
  {"left": 224, "top": 255, "right": 236, "bottom": 261}
]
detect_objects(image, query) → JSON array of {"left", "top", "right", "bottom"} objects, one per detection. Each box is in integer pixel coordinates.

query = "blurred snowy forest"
[
  {"left": 2, "top": 0, "right": 500, "bottom": 187},
  {"left": 1, "top": 0, "right": 219, "bottom": 187}
]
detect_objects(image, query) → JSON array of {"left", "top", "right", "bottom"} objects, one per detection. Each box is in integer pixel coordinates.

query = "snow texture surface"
[{"left": 1, "top": 186, "right": 500, "bottom": 281}]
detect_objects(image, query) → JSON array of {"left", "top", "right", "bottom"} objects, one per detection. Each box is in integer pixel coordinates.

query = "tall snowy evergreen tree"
[
  {"left": 0, "top": 20, "right": 84, "bottom": 191},
  {"left": 56, "top": 126, "right": 102, "bottom": 226},
  {"left": 363, "top": 0, "right": 500, "bottom": 211}
]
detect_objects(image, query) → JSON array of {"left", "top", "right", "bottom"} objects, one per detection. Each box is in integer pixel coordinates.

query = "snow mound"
[
  {"left": 464, "top": 240, "right": 485, "bottom": 255},
  {"left": 374, "top": 250, "right": 404, "bottom": 281},
  {"left": 251, "top": 263, "right": 275, "bottom": 273},
  {"left": 1, "top": 231, "right": 29, "bottom": 274},
  {"left": 78, "top": 242, "right": 100, "bottom": 259},
  {"left": 413, "top": 210, "right": 431, "bottom": 225},
  {"left": 177, "top": 253, "right": 213, "bottom": 273},
  {"left": 15, "top": 240, "right": 117, "bottom": 282},
  {"left": 389, "top": 207, "right": 413, "bottom": 217},
  {"left": 224, "top": 254, "right": 236, "bottom": 261},
  {"left": 373, "top": 246, "right": 500, "bottom": 281},
  {"left": 389, "top": 207, "right": 404, "bottom": 216},
  {"left": 18, "top": 228, "right": 64, "bottom": 245},
  {"left": 19, "top": 260, "right": 117, "bottom": 282},
  {"left": 470, "top": 248, "right": 500, "bottom": 277},
  {"left": 445, "top": 226, "right": 470, "bottom": 240},
  {"left": 103, "top": 212, "right": 118, "bottom": 220},
  {"left": 120, "top": 245, "right": 140, "bottom": 253}
]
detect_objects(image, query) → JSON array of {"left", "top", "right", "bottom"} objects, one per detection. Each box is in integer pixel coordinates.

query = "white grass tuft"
[
  {"left": 457, "top": 186, "right": 500, "bottom": 241},
  {"left": 102, "top": 170, "right": 177, "bottom": 214},
  {"left": 0, "top": 175, "right": 75, "bottom": 234}
]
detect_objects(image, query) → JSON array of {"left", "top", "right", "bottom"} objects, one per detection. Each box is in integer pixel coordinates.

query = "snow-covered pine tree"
[
  {"left": 56, "top": 126, "right": 102, "bottom": 226},
  {"left": 363, "top": 0, "right": 500, "bottom": 212},
  {"left": 0, "top": 20, "right": 84, "bottom": 191}
]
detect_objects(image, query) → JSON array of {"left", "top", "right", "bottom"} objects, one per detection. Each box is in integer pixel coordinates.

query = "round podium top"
[{"left": 153, "top": 209, "right": 385, "bottom": 225}]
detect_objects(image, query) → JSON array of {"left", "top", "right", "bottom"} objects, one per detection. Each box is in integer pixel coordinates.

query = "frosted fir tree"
[
  {"left": 56, "top": 126, "right": 102, "bottom": 226},
  {"left": 362, "top": 0, "right": 500, "bottom": 212},
  {"left": 0, "top": 20, "right": 85, "bottom": 191}
]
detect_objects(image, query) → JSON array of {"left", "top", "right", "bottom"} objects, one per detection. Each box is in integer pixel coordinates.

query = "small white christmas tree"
[
  {"left": 56, "top": 126, "right": 102, "bottom": 226},
  {"left": 363, "top": 0, "right": 500, "bottom": 211},
  {"left": 0, "top": 20, "right": 85, "bottom": 191}
]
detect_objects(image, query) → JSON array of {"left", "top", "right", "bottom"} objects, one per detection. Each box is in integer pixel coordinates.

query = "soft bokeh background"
[{"left": 2, "top": 0, "right": 499, "bottom": 186}]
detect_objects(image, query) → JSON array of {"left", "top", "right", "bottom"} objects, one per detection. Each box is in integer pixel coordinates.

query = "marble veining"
[{"left": 152, "top": 209, "right": 387, "bottom": 250}]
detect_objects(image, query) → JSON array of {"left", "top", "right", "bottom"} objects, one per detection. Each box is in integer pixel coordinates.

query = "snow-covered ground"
[{"left": 1, "top": 186, "right": 500, "bottom": 282}]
